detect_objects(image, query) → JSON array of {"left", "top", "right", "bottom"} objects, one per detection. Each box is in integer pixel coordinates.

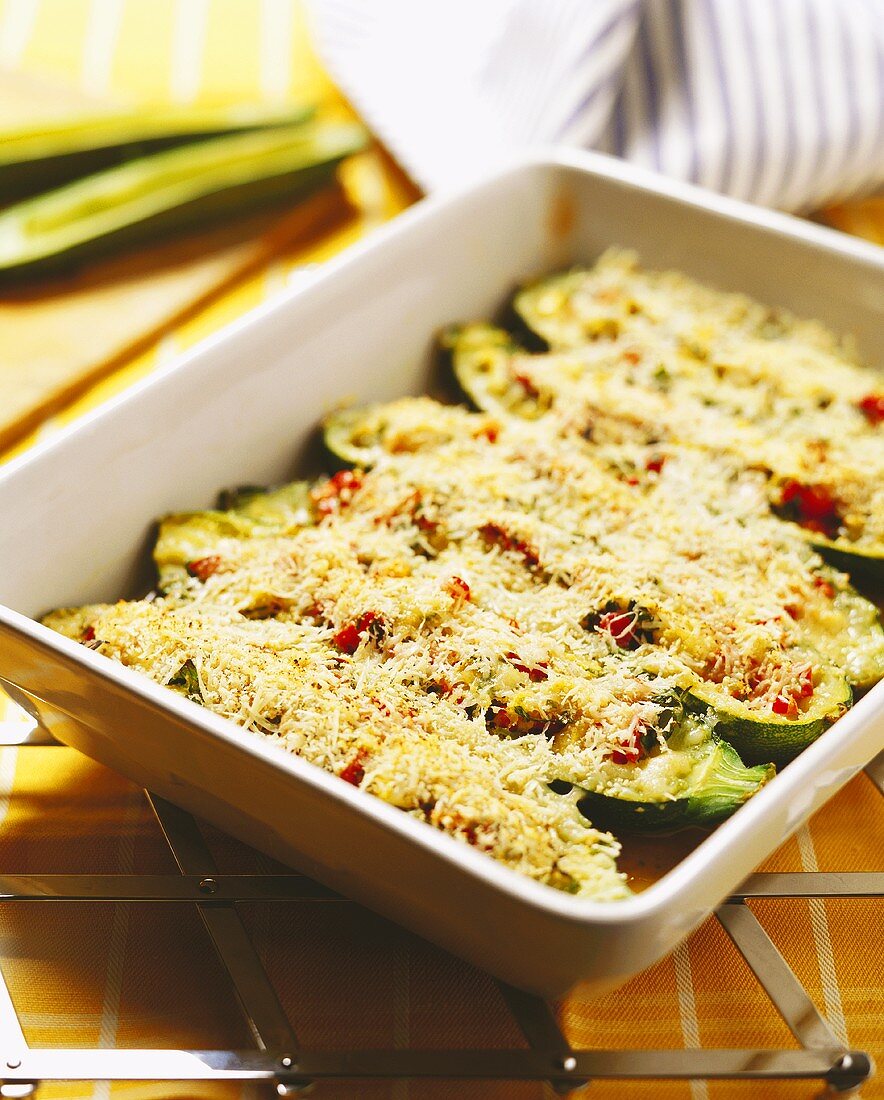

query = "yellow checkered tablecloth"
[{"left": 0, "top": 3, "right": 881, "bottom": 1097}]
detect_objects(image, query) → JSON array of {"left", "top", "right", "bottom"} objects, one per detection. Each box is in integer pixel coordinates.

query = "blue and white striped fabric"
[{"left": 309, "top": 0, "right": 884, "bottom": 211}]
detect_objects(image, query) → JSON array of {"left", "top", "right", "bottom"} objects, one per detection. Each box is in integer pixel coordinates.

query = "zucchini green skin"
[
  {"left": 455, "top": 318, "right": 884, "bottom": 575},
  {"left": 512, "top": 271, "right": 588, "bottom": 349},
  {"left": 803, "top": 533, "right": 884, "bottom": 577},
  {"left": 574, "top": 736, "right": 774, "bottom": 833},
  {"left": 799, "top": 572, "right": 884, "bottom": 692},
  {"left": 0, "top": 121, "right": 367, "bottom": 281},
  {"left": 323, "top": 406, "right": 386, "bottom": 466},
  {"left": 443, "top": 324, "right": 540, "bottom": 417},
  {"left": 154, "top": 481, "right": 313, "bottom": 591},
  {"left": 0, "top": 103, "right": 314, "bottom": 203},
  {"left": 686, "top": 665, "right": 852, "bottom": 766}
]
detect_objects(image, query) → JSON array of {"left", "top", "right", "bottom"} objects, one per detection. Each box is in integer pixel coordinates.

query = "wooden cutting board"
[{"left": 0, "top": 69, "right": 354, "bottom": 452}]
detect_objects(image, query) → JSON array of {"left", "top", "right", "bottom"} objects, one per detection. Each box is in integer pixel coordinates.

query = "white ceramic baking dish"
[{"left": 0, "top": 150, "right": 881, "bottom": 998}]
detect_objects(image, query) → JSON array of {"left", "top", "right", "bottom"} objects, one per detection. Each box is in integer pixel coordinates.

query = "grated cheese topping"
[{"left": 42, "top": 255, "right": 884, "bottom": 901}]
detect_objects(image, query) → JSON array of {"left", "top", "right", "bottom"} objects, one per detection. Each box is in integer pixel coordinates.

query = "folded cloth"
[{"left": 308, "top": 0, "right": 884, "bottom": 211}]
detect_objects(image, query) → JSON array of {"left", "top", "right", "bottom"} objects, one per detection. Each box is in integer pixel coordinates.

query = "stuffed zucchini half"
[
  {"left": 570, "top": 722, "right": 774, "bottom": 832},
  {"left": 154, "top": 481, "right": 313, "bottom": 592},
  {"left": 446, "top": 293, "right": 884, "bottom": 571},
  {"left": 325, "top": 398, "right": 875, "bottom": 767}
]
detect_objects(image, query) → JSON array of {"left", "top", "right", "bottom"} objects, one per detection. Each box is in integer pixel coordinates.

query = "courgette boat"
[
  {"left": 444, "top": 322, "right": 884, "bottom": 570},
  {"left": 154, "top": 481, "right": 313, "bottom": 592},
  {"left": 569, "top": 726, "right": 774, "bottom": 832},
  {"left": 323, "top": 397, "right": 502, "bottom": 467},
  {"left": 0, "top": 102, "right": 313, "bottom": 202},
  {"left": 0, "top": 120, "right": 367, "bottom": 280},
  {"left": 685, "top": 663, "right": 851, "bottom": 766}
]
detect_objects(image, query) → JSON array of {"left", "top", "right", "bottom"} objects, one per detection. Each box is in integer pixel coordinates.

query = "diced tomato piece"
[
  {"left": 332, "top": 611, "right": 387, "bottom": 654},
  {"left": 798, "top": 484, "right": 837, "bottom": 521},
  {"left": 505, "top": 651, "right": 549, "bottom": 682},
  {"left": 479, "top": 523, "right": 541, "bottom": 570},
  {"left": 778, "top": 480, "right": 841, "bottom": 538},
  {"left": 513, "top": 372, "right": 540, "bottom": 399},
  {"left": 857, "top": 394, "right": 884, "bottom": 425},
  {"left": 598, "top": 610, "right": 641, "bottom": 649},
  {"left": 813, "top": 576, "right": 836, "bottom": 599},
  {"left": 339, "top": 756, "right": 365, "bottom": 786},
  {"left": 83, "top": 625, "right": 96, "bottom": 642},
  {"left": 780, "top": 479, "right": 802, "bottom": 505},
  {"left": 796, "top": 666, "right": 815, "bottom": 699},
  {"left": 446, "top": 576, "right": 471, "bottom": 601},
  {"left": 332, "top": 623, "right": 362, "bottom": 654},
  {"left": 493, "top": 709, "right": 513, "bottom": 729},
  {"left": 186, "top": 555, "right": 222, "bottom": 582},
  {"left": 772, "top": 693, "right": 799, "bottom": 719},
  {"left": 609, "top": 719, "right": 650, "bottom": 764},
  {"left": 310, "top": 468, "right": 364, "bottom": 517},
  {"left": 645, "top": 454, "right": 666, "bottom": 474},
  {"left": 355, "top": 610, "right": 385, "bottom": 638}
]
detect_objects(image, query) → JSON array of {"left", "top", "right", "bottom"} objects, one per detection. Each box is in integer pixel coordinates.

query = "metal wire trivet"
[{"left": 0, "top": 732, "right": 880, "bottom": 1097}]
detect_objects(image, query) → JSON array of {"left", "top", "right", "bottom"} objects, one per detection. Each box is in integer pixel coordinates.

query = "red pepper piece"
[
  {"left": 857, "top": 394, "right": 884, "bottom": 425},
  {"left": 813, "top": 576, "right": 836, "bottom": 599},
  {"left": 83, "top": 625, "right": 95, "bottom": 642},
  {"left": 332, "top": 611, "right": 387, "bottom": 654},
  {"left": 186, "top": 555, "right": 222, "bottom": 582},
  {"left": 645, "top": 454, "right": 666, "bottom": 474}
]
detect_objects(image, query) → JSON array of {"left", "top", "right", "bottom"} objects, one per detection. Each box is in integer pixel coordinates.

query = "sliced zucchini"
[
  {"left": 798, "top": 573, "right": 884, "bottom": 691},
  {"left": 0, "top": 102, "right": 313, "bottom": 202},
  {"left": 154, "top": 481, "right": 312, "bottom": 591},
  {"left": 217, "top": 481, "right": 313, "bottom": 526},
  {"left": 687, "top": 664, "right": 851, "bottom": 765},
  {"left": 513, "top": 271, "right": 596, "bottom": 349},
  {"left": 443, "top": 324, "right": 545, "bottom": 417},
  {"left": 40, "top": 603, "right": 110, "bottom": 641},
  {"left": 798, "top": 531, "right": 884, "bottom": 575},
  {"left": 0, "top": 120, "right": 367, "bottom": 280},
  {"left": 323, "top": 398, "right": 500, "bottom": 466},
  {"left": 572, "top": 721, "right": 773, "bottom": 832}
]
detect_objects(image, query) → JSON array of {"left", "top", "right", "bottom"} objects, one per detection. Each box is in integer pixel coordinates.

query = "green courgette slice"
[
  {"left": 154, "top": 481, "right": 313, "bottom": 592},
  {"left": 323, "top": 398, "right": 501, "bottom": 466},
  {"left": 0, "top": 102, "right": 314, "bottom": 202},
  {"left": 443, "top": 324, "right": 546, "bottom": 418},
  {"left": 798, "top": 573, "right": 884, "bottom": 691},
  {"left": 797, "top": 531, "right": 884, "bottom": 575},
  {"left": 513, "top": 270, "right": 616, "bottom": 349},
  {"left": 0, "top": 120, "right": 367, "bottom": 280},
  {"left": 686, "top": 664, "right": 851, "bottom": 766},
  {"left": 323, "top": 405, "right": 398, "bottom": 466},
  {"left": 572, "top": 722, "right": 774, "bottom": 832}
]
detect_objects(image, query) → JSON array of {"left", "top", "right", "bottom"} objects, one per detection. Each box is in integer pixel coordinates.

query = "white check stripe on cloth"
[{"left": 308, "top": 0, "right": 884, "bottom": 211}]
